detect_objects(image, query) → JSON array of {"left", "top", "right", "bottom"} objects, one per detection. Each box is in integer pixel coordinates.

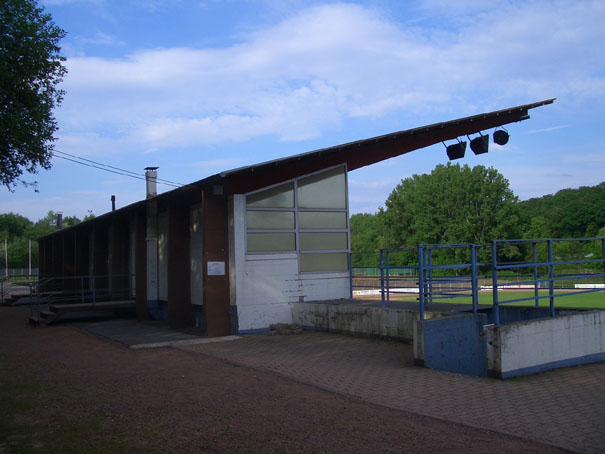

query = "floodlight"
[
  {"left": 445, "top": 140, "right": 466, "bottom": 160},
  {"left": 493, "top": 129, "right": 509, "bottom": 146},
  {"left": 469, "top": 133, "right": 489, "bottom": 155}
]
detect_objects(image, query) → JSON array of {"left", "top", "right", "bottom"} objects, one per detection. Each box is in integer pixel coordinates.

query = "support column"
[
  {"left": 202, "top": 187, "right": 231, "bottom": 336},
  {"left": 135, "top": 208, "right": 149, "bottom": 320},
  {"left": 168, "top": 201, "right": 194, "bottom": 328}
]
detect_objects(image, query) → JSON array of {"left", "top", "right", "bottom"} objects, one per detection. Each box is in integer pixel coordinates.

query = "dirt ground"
[{"left": 0, "top": 306, "right": 566, "bottom": 453}]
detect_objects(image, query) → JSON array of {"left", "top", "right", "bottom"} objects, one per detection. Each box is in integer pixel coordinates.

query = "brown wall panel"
[
  {"left": 202, "top": 188, "right": 231, "bottom": 337},
  {"left": 167, "top": 201, "right": 194, "bottom": 328},
  {"left": 135, "top": 208, "right": 150, "bottom": 320}
]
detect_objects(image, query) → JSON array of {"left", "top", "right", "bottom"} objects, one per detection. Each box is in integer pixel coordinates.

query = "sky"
[{"left": 2, "top": 0, "right": 605, "bottom": 222}]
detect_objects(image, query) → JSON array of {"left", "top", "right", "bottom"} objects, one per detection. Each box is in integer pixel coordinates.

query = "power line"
[{"left": 52, "top": 150, "right": 184, "bottom": 188}]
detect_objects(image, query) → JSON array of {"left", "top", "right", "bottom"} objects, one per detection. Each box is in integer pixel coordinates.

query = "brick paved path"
[{"left": 180, "top": 331, "right": 605, "bottom": 453}]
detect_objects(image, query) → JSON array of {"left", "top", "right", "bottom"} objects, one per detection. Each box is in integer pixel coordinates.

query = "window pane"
[
  {"left": 300, "top": 253, "right": 349, "bottom": 272},
  {"left": 247, "top": 233, "right": 295, "bottom": 252},
  {"left": 300, "top": 232, "right": 348, "bottom": 251},
  {"left": 298, "top": 167, "right": 346, "bottom": 209},
  {"left": 247, "top": 183, "right": 294, "bottom": 208},
  {"left": 247, "top": 211, "right": 295, "bottom": 229},
  {"left": 299, "top": 211, "right": 347, "bottom": 229}
]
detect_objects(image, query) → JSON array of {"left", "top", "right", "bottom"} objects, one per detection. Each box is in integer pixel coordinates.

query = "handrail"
[
  {"left": 29, "top": 273, "right": 135, "bottom": 319},
  {"left": 349, "top": 237, "right": 604, "bottom": 324}
]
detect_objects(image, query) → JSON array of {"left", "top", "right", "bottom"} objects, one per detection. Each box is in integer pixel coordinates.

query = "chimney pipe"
[
  {"left": 56, "top": 213, "right": 63, "bottom": 230},
  {"left": 145, "top": 167, "right": 158, "bottom": 199},
  {"left": 111, "top": 195, "right": 116, "bottom": 211}
]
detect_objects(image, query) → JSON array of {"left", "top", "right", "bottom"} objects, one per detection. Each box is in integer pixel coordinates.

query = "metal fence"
[
  {"left": 0, "top": 268, "right": 39, "bottom": 278},
  {"left": 350, "top": 237, "right": 605, "bottom": 323}
]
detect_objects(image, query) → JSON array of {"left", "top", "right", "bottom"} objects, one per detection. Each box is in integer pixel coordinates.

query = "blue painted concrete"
[
  {"left": 193, "top": 306, "right": 204, "bottom": 330},
  {"left": 499, "top": 352, "right": 605, "bottom": 379},
  {"left": 146, "top": 300, "right": 168, "bottom": 321},
  {"left": 422, "top": 313, "right": 488, "bottom": 377},
  {"left": 237, "top": 327, "right": 272, "bottom": 335},
  {"left": 230, "top": 305, "right": 238, "bottom": 334}
]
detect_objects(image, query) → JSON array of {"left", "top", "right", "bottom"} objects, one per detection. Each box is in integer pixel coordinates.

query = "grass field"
[{"left": 361, "top": 289, "right": 605, "bottom": 309}]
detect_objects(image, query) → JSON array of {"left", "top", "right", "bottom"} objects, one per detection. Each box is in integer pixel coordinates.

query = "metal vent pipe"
[{"left": 145, "top": 167, "right": 158, "bottom": 199}]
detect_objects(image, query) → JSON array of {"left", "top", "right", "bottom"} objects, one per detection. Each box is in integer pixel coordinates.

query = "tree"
[
  {"left": 0, "top": 0, "right": 67, "bottom": 190},
  {"left": 380, "top": 163, "right": 521, "bottom": 248},
  {"left": 350, "top": 213, "right": 386, "bottom": 266},
  {"left": 518, "top": 182, "right": 605, "bottom": 238}
]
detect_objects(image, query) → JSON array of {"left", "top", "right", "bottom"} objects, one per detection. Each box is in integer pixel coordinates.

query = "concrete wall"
[
  {"left": 485, "top": 310, "right": 605, "bottom": 378},
  {"left": 414, "top": 313, "right": 488, "bottom": 377},
  {"left": 230, "top": 195, "right": 350, "bottom": 333},
  {"left": 291, "top": 301, "right": 445, "bottom": 342}
]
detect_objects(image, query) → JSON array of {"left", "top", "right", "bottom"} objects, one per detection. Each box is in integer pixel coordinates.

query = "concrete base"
[
  {"left": 485, "top": 310, "right": 605, "bottom": 378},
  {"left": 291, "top": 300, "right": 446, "bottom": 342},
  {"left": 414, "top": 313, "right": 488, "bottom": 377}
]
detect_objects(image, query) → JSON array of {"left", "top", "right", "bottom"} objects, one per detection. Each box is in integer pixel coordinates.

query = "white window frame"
[{"left": 244, "top": 164, "right": 350, "bottom": 273}]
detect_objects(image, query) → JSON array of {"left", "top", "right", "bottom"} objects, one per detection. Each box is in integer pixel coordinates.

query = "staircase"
[{"left": 29, "top": 300, "right": 136, "bottom": 326}]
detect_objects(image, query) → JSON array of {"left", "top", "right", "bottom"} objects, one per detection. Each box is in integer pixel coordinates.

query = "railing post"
[
  {"left": 548, "top": 239, "right": 555, "bottom": 317},
  {"left": 81, "top": 277, "right": 84, "bottom": 304},
  {"left": 92, "top": 276, "right": 96, "bottom": 310},
  {"left": 386, "top": 251, "right": 390, "bottom": 303},
  {"left": 602, "top": 238, "right": 605, "bottom": 289},
  {"left": 492, "top": 241, "right": 500, "bottom": 325},
  {"left": 379, "top": 250, "right": 385, "bottom": 308},
  {"left": 532, "top": 242, "right": 539, "bottom": 307},
  {"left": 471, "top": 244, "right": 478, "bottom": 313},
  {"left": 418, "top": 244, "right": 425, "bottom": 320},
  {"left": 427, "top": 248, "right": 433, "bottom": 304},
  {"left": 348, "top": 253, "right": 353, "bottom": 299}
]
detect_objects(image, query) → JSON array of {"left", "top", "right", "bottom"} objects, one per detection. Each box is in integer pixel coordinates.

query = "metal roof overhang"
[
  {"left": 218, "top": 98, "right": 555, "bottom": 194},
  {"left": 39, "top": 99, "right": 554, "bottom": 239}
]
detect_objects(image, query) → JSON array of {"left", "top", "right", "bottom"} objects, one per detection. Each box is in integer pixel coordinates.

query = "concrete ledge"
[
  {"left": 493, "top": 352, "right": 605, "bottom": 379},
  {"left": 291, "top": 301, "right": 445, "bottom": 342},
  {"left": 486, "top": 310, "right": 605, "bottom": 378},
  {"left": 131, "top": 335, "right": 241, "bottom": 349}
]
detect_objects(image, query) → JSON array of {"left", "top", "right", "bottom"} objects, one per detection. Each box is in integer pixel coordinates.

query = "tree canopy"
[
  {"left": 518, "top": 182, "right": 605, "bottom": 238},
  {"left": 379, "top": 163, "right": 520, "bottom": 247},
  {"left": 0, "top": 211, "right": 93, "bottom": 269},
  {"left": 0, "top": 0, "right": 67, "bottom": 190}
]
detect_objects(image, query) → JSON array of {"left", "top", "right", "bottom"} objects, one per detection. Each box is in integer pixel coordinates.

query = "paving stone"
[{"left": 180, "top": 331, "right": 605, "bottom": 453}]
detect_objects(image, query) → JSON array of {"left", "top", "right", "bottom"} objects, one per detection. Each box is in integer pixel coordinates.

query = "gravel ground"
[{"left": 0, "top": 306, "right": 567, "bottom": 453}]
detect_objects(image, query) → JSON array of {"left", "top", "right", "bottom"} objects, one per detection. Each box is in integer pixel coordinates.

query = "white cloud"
[
  {"left": 526, "top": 125, "right": 569, "bottom": 135},
  {"left": 54, "top": 1, "right": 604, "bottom": 159}
]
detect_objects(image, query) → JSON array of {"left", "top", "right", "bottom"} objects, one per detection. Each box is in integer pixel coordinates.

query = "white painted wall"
[
  {"left": 158, "top": 211, "right": 168, "bottom": 301},
  {"left": 486, "top": 311, "right": 605, "bottom": 377},
  {"left": 230, "top": 194, "right": 350, "bottom": 332},
  {"left": 146, "top": 200, "right": 158, "bottom": 302},
  {"left": 190, "top": 204, "right": 203, "bottom": 306}
]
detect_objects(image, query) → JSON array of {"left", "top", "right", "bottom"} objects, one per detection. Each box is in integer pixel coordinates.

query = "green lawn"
[{"left": 382, "top": 289, "right": 605, "bottom": 309}]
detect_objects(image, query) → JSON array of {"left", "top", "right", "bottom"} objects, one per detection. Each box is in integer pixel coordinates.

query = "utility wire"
[{"left": 52, "top": 150, "right": 184, "bottom": 188}]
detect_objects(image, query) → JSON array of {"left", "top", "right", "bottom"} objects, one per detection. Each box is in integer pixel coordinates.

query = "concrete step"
[
  {"left": 29, "top": 315, "right": 46, "bottom": 327},
  {"left": 39, "top": 310, "right": 58, "bottom": 320}
]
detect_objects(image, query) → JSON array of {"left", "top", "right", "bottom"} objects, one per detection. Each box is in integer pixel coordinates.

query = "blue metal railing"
[
  {"left": 491, "top": 238, "right": 605, "bottom": 324},
  {"left": 30, "top": 273, "right": 135, "bottom": 319},
  {"left": 350, "top": 237, "right": 605, "bottom": 324}
]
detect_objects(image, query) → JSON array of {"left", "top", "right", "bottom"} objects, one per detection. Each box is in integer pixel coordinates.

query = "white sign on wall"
[{"left": 207, "top": 261, "right": 225, "bottom": 276}]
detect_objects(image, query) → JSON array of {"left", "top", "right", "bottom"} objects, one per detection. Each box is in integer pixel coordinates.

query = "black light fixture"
[
  {"left": 444, "top": 139, "right": 466, "bottom": 160},
  {"left": 493, "top": 128, "right": 509, "bottom": 146},
  {"left": 469, "top": 133, "right": 489, "bottom": 155}
]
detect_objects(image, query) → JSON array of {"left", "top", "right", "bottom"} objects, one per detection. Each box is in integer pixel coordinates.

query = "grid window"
[{"left": 245, "top": 166, "right": 349, "bottom": 272}]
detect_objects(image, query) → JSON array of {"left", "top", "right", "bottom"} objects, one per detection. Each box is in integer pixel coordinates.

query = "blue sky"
[{"left": 2, "top": 0, "right": 604, "bottom": 221}]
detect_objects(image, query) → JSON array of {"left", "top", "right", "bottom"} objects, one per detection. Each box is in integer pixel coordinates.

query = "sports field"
[{"left": 358, "top": 289, "right": 605, "bottom": 309}]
